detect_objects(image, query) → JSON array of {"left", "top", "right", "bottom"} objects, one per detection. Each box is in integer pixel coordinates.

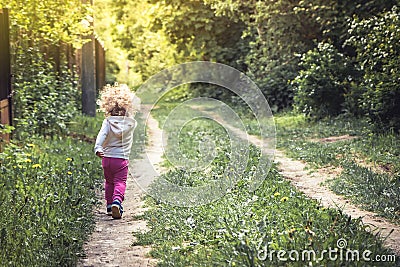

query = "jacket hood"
[{"left": 107, "top": 116, "right": 136, "bottom": 137}]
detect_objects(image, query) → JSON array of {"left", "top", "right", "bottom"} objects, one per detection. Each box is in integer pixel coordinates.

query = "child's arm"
[{"left": 94, "top": 119, "right": 109, "bottom": 158}]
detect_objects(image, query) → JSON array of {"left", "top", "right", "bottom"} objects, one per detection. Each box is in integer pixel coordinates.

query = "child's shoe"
[
  {"left": 111, "top": 200, "right": 123, "bottom": 219},
  {"left": 106, "top": 204, "right": 112, "bottom": 216}
]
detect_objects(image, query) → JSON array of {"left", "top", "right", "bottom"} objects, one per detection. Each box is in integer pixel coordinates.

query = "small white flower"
[{"left": 186, "top": 216, "right": 196, "bottom": 228}]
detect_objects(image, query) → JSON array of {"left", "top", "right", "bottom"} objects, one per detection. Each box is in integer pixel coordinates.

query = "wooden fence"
[
  {"left": 0, "top": 6, "right": 106, "bottom": 145},
  {"left": 76, "top": 36, "right": 106, "bottom": 117},
  {"left": 95, "top": 38, "right": 106, "bottom": 94},
  {"left": 0, "top": 8, "right": 11, "bottom": 144}
]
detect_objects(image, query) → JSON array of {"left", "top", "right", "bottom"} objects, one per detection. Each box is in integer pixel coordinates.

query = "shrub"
[
  {"left": 292, "top": 43, "right": 359, "bottom": 118},
  {"left": 13, "top": 48, "right": 80, "bottom": 138},
  {"left": 346, "top": 6, "right": 400, "bottom": 131},
  {"left": 245, "top": 49, "right": 297, "bottom": 113}
]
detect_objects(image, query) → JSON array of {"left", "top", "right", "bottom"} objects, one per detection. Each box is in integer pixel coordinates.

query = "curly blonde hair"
[{"left": 97, "top": 83, "right": 140, "bottom": 117}]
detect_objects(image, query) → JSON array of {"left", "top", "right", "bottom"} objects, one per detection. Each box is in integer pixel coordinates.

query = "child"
[{"left": 94, "top": 83, "right": 140, "bottom": 219}]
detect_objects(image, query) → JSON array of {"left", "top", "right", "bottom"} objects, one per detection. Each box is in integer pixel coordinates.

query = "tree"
[
  {"left": 205, "top": 0, "right": 398, "bottom": 111},
  {"left": 108, "top": 0, "right": 245, "bottom": 85},
  {"left": 206, "top": 0, "right": 321, "bottom": 111}
]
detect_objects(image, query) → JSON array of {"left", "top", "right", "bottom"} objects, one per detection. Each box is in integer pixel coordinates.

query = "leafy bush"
[
  {"left": 246, "top": 55, "right": 297, "bottom": 112},
  {"left": 346, "top": 6, "right": 400, "bottom": 131},
  {"left": 1, "top": 0, "right": 91, "bottom": 138},
  {"left": 0, "top": 137, "right": 102, "bottom": 266},
  {"left": 13, "top": 49, "right": 80, "bottom": 138},
  {"left": 292, "top": 43, "right": 360, "bottom": 118}
]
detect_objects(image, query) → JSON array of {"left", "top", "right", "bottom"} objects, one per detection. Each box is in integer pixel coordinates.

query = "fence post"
[
  {"left": 0, "top": 8, "right": 12, "bottom": 146},
  {"left": 81, "top": 0, "right": 96, "bottom": 117},
  {"left": 95, "top": 37, "right": 106, "bottom": 93}
]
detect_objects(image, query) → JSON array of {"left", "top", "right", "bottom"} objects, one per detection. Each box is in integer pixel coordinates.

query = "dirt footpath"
[
  {"left": 79, "top": 107, "right": 163, "bottom": 267},
  {"left": 274, "top": 150, "right": 400, "bottom": 255}
]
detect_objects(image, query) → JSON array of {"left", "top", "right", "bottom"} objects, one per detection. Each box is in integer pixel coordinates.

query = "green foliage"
[
  {"left": 290, "top": 3, "right": 400, "bottom": 124},
  {"left": 347, "top": 6, "right": 400, "bottom": 131},
  {"left": 0, "top": 4, "right": 100, "bottom": 262},
  {"left": 110, "top": 0, "right": 245, "bottom": 85},
  {"left": 0, "top": 0, "right": 92, "bottom": 137},
  {"left": 0, "top": 124, "right": 15, "bottom": 151},
  {"left": 0, "top": 0, "right": 91, "bottom": 48},
  {"left": 207, "top": 0, "right": 321, "bottom": 111},
  {"left": 0, "top": 137, "right": 102, "bottom": 266},
  {"left": 244, "top": 59, "right": 296, "bottom": 113},
  {"left": 13, "top": 49, "right": 80, "bottom": 138},
  {"left": 97, "top": 0, "right": 400, "bottom": 119},
  {"left": 67, "top": 113, "right": 105, "bottom": 139},
  {"left": 292, "top": 0, "right": 398, "bottom": 49},
  {"left": 292, "top": 43, "right": 360, "bottom": 118}
]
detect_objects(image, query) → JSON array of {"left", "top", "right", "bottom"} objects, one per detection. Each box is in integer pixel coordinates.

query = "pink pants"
[{"left": 101, "top": 157, "right": 129, "bottom": 205}]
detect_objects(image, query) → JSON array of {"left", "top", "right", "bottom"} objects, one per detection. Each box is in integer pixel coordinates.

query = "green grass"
[
  {"left": 271, "top": 113, "right": 400, "bottom": 222},
  {"left": 329, "top": 161, "right": 400, "bottom": 221},
  {"left": 67, "top": 113, "right": 105, "bottom": 139},
  {"left": 0, "top": 136, "right": 103, "bottom": 266},
  {"left": 172, "top": 100, "right": 400, "bottom": 221},
  {"left": 134, "top": 103, "right": 398, "bottom": 266}
]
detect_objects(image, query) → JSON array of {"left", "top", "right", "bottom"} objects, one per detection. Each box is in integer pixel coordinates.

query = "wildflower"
[
  {"left": 27, "top": 144, "right": 35, "bottom": 148},
  {"left": 66, "top": 158, "right": 73, "bottom": 161},
  {"left": 186, "top": 216, "right": 196, "bottom": 228},
  {"left": 280, "top": 196, "right": 288, "bottom": 202},
  {"left": 305, "top": 226, "right": 315, "bottom": 236},
  {"left": 24, "top": 159, "right": 32, "bottom": 163},
  {"left": 67, "top": 171, "right": 72, "bottom": 175},
  {"left": 288, "top": 228, "right": 296, "bottom": 238},
  {"left": 274, "top": 192, "right": 280, "bottom": 197},
  {"left": 32, "top": 164, "right": 41, "bottom": 169},
  {"left": 6, "top": 156, "right": 12, "bottom": 159},
  {"left": 25, "top": 153, "right": 32, "bottom": 157}
]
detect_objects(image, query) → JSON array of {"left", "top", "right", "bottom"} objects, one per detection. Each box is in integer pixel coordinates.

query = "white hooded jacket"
[{"left": 94, "top": 116, "right": 137, "bottom": 159}]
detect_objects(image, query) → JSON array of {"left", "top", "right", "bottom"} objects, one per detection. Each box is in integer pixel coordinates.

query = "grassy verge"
[
  {"left": 67, "top": 113, "right": 105, "bottom": 139},
  {"left": 273, "top": 112, "right": 400, "bottom": 222},
  {"left": 134, "top": 103, "right": 397, "bottom": 266},
  {"left": 0, "top": 111, "right": 150, "bottom": 265},
  {"left": 0, "top": 135, "right": 103, "bottom": 266},
  {"left": 158, "top": 102, "right": 400, "bottom": 221}
]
